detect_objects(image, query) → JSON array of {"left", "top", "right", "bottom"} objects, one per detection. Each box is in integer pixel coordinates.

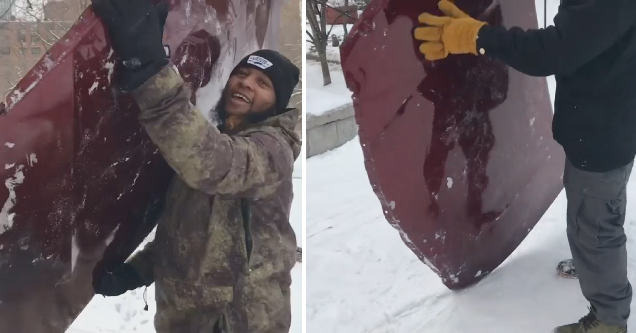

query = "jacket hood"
[{"left": 236, "top": 107, "right": 301, "bottom": 162}]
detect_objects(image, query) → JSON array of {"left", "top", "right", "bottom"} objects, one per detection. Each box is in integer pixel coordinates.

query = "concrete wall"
[{"left": 307, "top": 103, "right": 358, "bottom": 157}]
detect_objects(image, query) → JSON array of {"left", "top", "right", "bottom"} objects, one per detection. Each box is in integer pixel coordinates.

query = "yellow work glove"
[{"left": 413, "top": 0, "right": 488, "bottom": 61}]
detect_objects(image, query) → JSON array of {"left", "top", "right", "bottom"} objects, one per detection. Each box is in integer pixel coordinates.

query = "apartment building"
[{"left": 0, "top": 0, "right": 84, "bottom": 95}]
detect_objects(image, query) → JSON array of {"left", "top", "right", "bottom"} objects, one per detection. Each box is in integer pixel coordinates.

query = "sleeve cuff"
[
  {"left": 476, "top": 25, "right": 495, "bottom": 56},
  {"left": 131, "top": 65, "right": 184, "bottom": 111},
  {"left": 127, "top": 257, "right": 155, "bottom": 287}
]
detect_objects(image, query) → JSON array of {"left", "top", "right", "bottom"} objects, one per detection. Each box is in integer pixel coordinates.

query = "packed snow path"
[{"left": 306, "top": 139, "right": 636, "bottom": 332}]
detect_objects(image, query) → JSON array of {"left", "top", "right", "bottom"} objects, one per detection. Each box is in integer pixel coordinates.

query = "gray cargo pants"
[{"left": 565, "top": 158, "right": 633, "bottom": 326}]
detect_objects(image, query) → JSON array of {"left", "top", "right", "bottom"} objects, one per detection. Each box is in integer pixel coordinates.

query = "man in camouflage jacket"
[{"left": 90, "top": 0, "right": 301, "bottom": 332}]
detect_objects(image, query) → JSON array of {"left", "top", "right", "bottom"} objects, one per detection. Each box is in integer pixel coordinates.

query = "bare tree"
[
  {"left": 0, "top": 0, "right": 17, "bottom": 19},
  {"left": 342, "top": 0, "right": 349, "bottom": 38},
  {"left": 13, "top": 0, "right": 87, "bottom": 50},
  {"left": 306, "top": 0, "right": 355, "bottom": 86},
  {"left": 306, "top": 0, "right": 331, "bottom": 85},
  {"left": 1, "top": 0, "right": 88, "bottom": 97}
]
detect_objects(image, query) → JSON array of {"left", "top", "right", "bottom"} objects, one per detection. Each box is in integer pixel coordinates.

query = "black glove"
[
  {"left": 93, "top": 263, "right": 147, "bottom": 296},
  {"left": 92, "top": 0, "right": 169, "bottom": 91}
]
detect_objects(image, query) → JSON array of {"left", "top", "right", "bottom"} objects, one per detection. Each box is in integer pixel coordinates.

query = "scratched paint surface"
[
  {"left": 340, "top": 0, "right": 565, "bottom": 289},
  {"left": 0, "top": 0, "right": 281, "bottom": 330}
]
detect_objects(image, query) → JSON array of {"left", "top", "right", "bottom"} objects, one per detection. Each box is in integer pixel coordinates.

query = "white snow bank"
[{"left": 307, "top": 61, "right": 352, "bottom": 116}]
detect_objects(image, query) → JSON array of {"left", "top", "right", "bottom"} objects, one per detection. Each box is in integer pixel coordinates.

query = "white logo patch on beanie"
[{"left": 247, "top": 55, "right": 273, "bottom": 70}]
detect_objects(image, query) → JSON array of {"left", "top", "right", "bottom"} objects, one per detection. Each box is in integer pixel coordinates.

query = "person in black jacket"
[{"left": 414, "top": 0, "right": 636, "bottom": 332}]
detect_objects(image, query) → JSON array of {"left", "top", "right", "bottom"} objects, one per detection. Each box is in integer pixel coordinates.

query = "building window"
[
  {"left": 31, "top": 47, "right": 41, "bottom": 55},
  {"left": 0, "top": 47, "right": 9, "bottom": 56},
  {"left": 31, "top": 35, "right": 40, "bottom": 44},
  {"left": 19, "top": 48, "right": 26, "bottom": 55}
]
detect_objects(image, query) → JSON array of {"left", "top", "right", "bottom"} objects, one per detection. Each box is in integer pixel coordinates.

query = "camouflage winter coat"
[{"left": 126, "top": 65, "right": 301, "bottom": 333}]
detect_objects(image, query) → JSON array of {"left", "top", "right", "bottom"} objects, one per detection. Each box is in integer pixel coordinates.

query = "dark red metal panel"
[
  {"left": 0, "top": 0, "right": 279, "bottom": 330},
  {"left": 340, "top": 0, "right": 565, "bottom": 289}
]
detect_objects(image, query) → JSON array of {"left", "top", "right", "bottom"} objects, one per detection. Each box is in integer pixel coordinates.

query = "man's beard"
[{"left": 213, "top": 86, "right": 278, "bottom": 132}]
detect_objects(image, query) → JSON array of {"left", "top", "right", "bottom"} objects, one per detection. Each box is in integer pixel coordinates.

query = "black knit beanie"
[{"left": 231, "top": 49, "right": 300, "bottom": 113}]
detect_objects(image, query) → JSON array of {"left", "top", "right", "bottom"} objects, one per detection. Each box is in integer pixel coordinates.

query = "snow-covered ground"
[
  {"left": 307, "top": 61, "right": 350, "bottom": 116},
  {"left": 304, "top": 0, "right": 627, "bottom": 332},
  {"left": 307, "top": 139, "right": 617, "bottom": 332},
  {"left": 67, "top": 157, "right": 304, "bottom": 333},
  {"left": 305, "top": 23, "right": 352, "bottom": 117}
]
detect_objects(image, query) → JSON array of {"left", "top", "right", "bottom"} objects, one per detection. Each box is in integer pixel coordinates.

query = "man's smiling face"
[{"left": 224, "top": 66, "right": 276, "bottom": 116}]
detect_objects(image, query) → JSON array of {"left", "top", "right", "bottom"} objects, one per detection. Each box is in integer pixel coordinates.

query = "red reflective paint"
[
  {"left": 341, "top": 0, "right": 565, "bottom": 289},
  {"left": 0, "top": 0, "right": 279, "bottom": 330}
]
